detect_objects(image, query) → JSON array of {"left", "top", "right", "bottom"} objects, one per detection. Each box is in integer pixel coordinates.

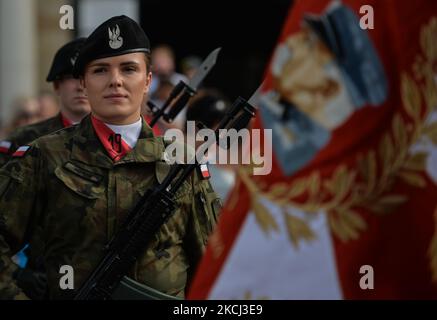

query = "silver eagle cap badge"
[{"left": 108, "top": 24, "right": 123, "bottom": 49}]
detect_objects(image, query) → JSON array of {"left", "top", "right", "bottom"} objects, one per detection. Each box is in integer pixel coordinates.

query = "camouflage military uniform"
[
  {"left": 0, "top": 115, "right": 221, "bottom": 299},
  {"left": 0, "top": 113, "right": 66, "bottom": 167},
  {"left": 0, "top": 112, "right": 67, "bottom": 284}
]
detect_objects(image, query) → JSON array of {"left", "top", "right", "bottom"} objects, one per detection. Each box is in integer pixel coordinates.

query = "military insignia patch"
[
  {"left": 0, "top": 141, "right": 12, "bottom": 154},
  {"left": 70, "top": 54, "right": 78, "bottom": 66},
  {"left": 199, "top": 163, "right": 210, "bottom": 179},
  {"left": 108, "top": 24, "right": 123, "bottom": 49},
  {"left": 12, "top": 145, "right": 31, "bottom": 157}
]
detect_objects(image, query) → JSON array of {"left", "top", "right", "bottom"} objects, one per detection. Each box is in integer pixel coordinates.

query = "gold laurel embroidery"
[
  {"left": 283, "top": 208, "right": 316, "bottom": 249},
  {"left": 357, "top": 150, "right": 377, "bottom": 196},
  {"left": 252, "top": 198, "right": 279, "bottom": 236},
  {"left": 397, "top": 171, "right": 427, "bottom": 188},
  {"left": 402, "top": 152, "right": 427, "bottom": 171},
  {"left": 419, "top": 17, "right": 437, "bottom": 283},
  {"left": 401, "top": 73, "right": 422, "bottom": 125},
  {"left": 238, "top": 17, "right": 437, "bottom": 247},
  {"left": 328, "top": 207, "right": 367, "bottom": 242},
  {"left": 398, "top": 150, "right": 427, "bottom": 188},
  {"left": 424, "top": 122, "right": 437, "bottom": 144},
  {"left": 239, "top": 168, "right": 279, "bottom": 236},
  {"left": 366, "top": 195, "right": 408, "bottom": 215}
]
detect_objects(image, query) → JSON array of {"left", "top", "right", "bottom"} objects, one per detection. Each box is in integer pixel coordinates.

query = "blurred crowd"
[{"left": 0, "top": 92, "right": 59, "bottom": 139}]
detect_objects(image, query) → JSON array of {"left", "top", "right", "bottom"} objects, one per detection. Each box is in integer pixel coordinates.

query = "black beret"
[
  {"left": 73, "top": 15, "right": 150, "bottom": 77},
  {"left": 46, "top": 37, "right": 86, "bottom": 82}
]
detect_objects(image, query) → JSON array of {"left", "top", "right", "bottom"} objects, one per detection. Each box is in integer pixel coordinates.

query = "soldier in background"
[
  {"left": 37, "top": 91, "right": 60, "bottom": 121},
  {"left": 0, "top": 15, "right": 220, "bottom": 299},
  {"left": 0, "top": 37, "right": 90, "bottom": 300},
  {"left": 149, "top": 44, "right": 188, "bottom": 131},
  {"left": 0, "top": 38, "right": 90, "bottom": 167}
]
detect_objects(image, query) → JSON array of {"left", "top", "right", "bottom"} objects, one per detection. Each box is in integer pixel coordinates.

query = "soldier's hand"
[{"left": 13, "top": 267, "right": 47, "bottom": 300}]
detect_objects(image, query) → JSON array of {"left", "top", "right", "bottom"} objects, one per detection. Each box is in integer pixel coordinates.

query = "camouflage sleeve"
[
  {"left": 184, "top": 167, "right": 222, "bottom": 282},
  {"left": 0, "top": 144, "right": 44, "bottom": 299},
  {"left": 0, "top": 153, "right": 9, "bottom": 168}
]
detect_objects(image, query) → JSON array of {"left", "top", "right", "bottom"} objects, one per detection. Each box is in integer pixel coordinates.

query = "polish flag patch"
[
  {"left": 0, "top": 141, "right": 12, "bottom": 154},
  {"left": 199, "top": 163, "right": 210, "bottom": 179},
  {"left": 12, "top": 146, "right": 31, "bottom": 157}
]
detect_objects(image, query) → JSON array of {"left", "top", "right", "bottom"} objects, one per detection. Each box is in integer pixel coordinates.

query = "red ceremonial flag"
[{"left": 188, "top": 0, "right": 437, "bottom": 299}]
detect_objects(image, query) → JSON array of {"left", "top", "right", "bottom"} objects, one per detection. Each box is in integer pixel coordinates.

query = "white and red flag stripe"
[
  {"left": 0, "top": 141, "right": 11, "bottom": 154},
  {"left": 200, "top": 164, "right": 211, "bottom": 179},
  {"left": 12, "top": 146, "right": 30, "bottom": 158}
]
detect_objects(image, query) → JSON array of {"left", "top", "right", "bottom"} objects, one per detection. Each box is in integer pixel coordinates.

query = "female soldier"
[{"left": 0, "top": 15, "right": 220, "bottom": 299}]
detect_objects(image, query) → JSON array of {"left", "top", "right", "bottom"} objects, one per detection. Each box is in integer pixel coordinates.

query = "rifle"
[{"left": 74, "top": 89, "right": 258, "bottom": 300}]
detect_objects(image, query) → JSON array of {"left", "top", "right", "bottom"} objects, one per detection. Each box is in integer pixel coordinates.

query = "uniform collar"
[
  {"left": 60, "top": 113, "right": 73, "bottom": 127},
  {"left": 71, "top": 114, "right": 165, "bottom": 168},
  {"left": 55, "top": 112, "right": 67, "bottom": 127}
]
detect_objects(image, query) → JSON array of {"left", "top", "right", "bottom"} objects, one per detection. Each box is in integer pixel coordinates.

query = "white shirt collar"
[{"left": 105, "top": 118, "right": 142, "bottom": 149}]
